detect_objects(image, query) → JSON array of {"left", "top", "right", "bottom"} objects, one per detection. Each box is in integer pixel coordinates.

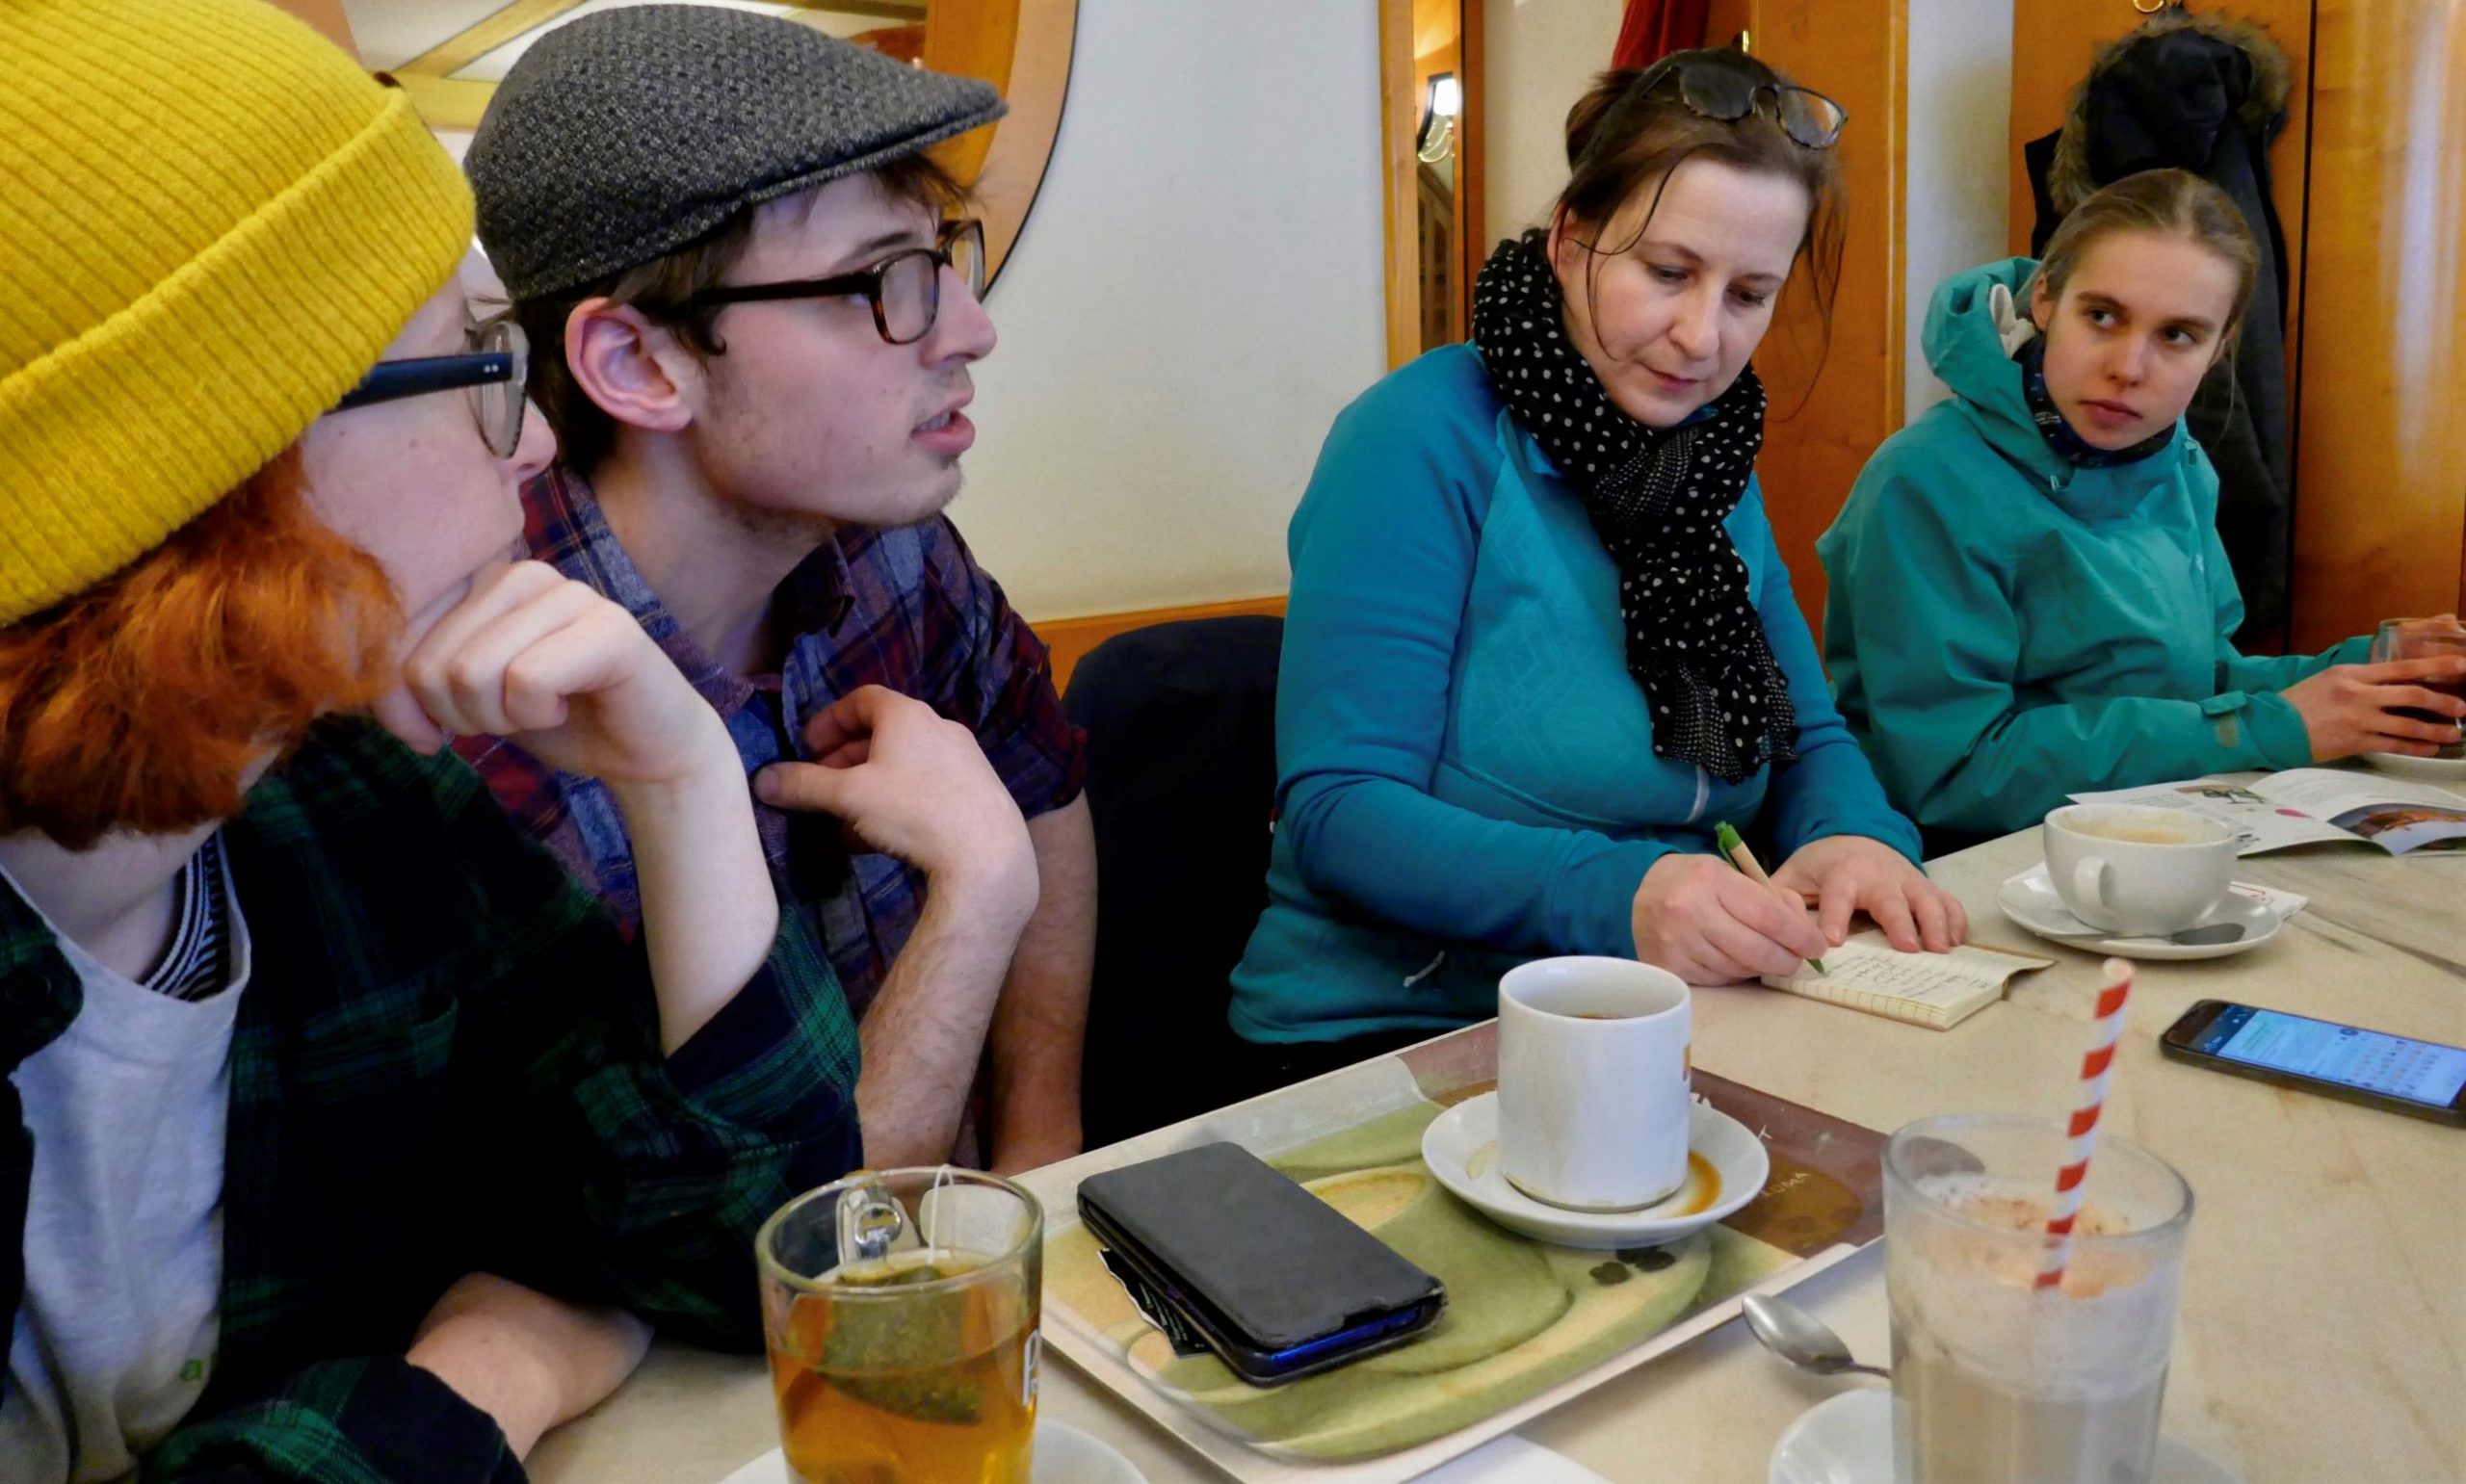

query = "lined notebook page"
[{"left": 1759, "top": 935, "right": 2055, "bottom": 1029}]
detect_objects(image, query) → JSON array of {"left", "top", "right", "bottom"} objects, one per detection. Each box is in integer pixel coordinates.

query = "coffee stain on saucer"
[{"left": 1673, "top": 1151, "right": 1721, "bottom": 1214}]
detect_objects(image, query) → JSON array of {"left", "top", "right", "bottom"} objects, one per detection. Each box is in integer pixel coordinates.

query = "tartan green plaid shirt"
[{"left": 0, "top": 719, "right": 861, "bottom": 1483}]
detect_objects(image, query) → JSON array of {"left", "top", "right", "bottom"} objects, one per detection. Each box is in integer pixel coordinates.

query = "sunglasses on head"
[{"left": 1631, "top": 56, "right": 1848, "bottom": 150}]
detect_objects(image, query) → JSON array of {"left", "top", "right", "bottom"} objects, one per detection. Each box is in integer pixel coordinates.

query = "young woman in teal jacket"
[
  {"left": 1228, "top": 53, "right": 1962, "bottom": 1074},
  {"left": 1822, "top": 169, "right": 2466, "bottom": 849}
]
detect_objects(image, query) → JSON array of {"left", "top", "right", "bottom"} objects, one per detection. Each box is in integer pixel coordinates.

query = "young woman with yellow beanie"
[{"left": 0, "top": 3, "right": 863, "bottom": 1478}]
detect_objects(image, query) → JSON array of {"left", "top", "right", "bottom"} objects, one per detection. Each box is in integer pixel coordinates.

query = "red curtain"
[{"left": 1610, "top": 0, "right": 1710, "bottom": 69}]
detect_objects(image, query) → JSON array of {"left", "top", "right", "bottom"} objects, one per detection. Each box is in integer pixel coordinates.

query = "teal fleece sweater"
[
  {"left": 1819, "top": 258, "right": 2365, "bottom": 841},
  {"left": 1228, "top": 345, "right": 1921, "bottom": 1045}
]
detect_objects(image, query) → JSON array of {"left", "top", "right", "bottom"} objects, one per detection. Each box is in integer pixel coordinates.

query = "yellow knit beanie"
[{"left": 0, "top": 0, "right": 475, "bottom": 625}]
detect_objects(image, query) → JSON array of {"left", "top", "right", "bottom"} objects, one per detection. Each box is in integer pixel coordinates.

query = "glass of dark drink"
[{"left": 2373, "top": 617, "right": 2466, "bottom": 759}]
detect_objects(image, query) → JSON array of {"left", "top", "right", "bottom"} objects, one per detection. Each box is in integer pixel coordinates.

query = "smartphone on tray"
[
  {"left": 1076, "top": 1141, "right": 1446, "bottom": 1385},
  {"left": 2160, "top": 1000, "right": 2466, "bottom": 1127}
]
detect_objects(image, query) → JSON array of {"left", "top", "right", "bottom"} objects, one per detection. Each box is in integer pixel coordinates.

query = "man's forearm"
[
  {"left": 855, "top": 859, "right": 1038, "bottom": 1168},
  {"left": 984, "top": 797, "right": 1096, "bottom": 1172}
]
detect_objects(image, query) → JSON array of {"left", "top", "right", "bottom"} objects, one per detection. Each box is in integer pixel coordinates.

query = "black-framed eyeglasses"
[
  {"left": 685, "top": 218, "right": 986, "bottom": 346},
  {"left": 1636, "top": 57, "right": 1848, "bottom": 149},
  {"left": 333, "top": 317, "right": 530, "bottom": 457}
]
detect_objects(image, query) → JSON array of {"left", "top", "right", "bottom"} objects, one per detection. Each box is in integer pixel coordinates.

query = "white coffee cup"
[
  {"left": 2042, "top": 804, "right": 2237, "bottom": 937},
  {"left": 1496, "top": 957, "right": 1692, "bottom": 1211}
]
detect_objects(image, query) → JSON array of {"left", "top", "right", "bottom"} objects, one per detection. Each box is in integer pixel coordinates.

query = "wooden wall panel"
[
  {"left": 2288, "top": 0, "right": 2466, "bottom": 646},
  {"left": 1703, "top": 0, "right": 1908, "bottom": 639}
]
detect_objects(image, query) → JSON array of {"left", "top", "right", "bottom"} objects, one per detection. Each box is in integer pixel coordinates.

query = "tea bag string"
[{"left": 927, "top": 1163, "right": 955, "bottom": 1267}]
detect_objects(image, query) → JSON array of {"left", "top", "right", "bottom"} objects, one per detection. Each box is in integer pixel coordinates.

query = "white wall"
[
  {"left": 1902, "top": 0, "right": 2013, "bottom": 420},
  {"left": 1483, "top": 0, "right": 1624, "bottom": 246},
  {"left": 957, "top": 0, "right": 1389, "bottom": 618}
]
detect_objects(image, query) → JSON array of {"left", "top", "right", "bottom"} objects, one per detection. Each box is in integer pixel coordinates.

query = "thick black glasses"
[
  {"left": 1637, "top": 58, "right": 1848, "bottom": 149},
  {"left": 687, "top": 219, "right": 986, "bottom": 346},
  {"left": 333, "top": 318, "right": 529, "bottom": 457}
]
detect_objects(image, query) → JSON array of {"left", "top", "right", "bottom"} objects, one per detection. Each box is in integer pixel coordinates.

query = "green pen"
[{"left": 1714, "top": 821, "right": 1826, "bottom": 975}]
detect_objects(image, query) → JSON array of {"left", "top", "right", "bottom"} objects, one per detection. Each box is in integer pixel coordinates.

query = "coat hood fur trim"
[{"left": 2047, "top": 11, "right": 2295, "bottom": 215}]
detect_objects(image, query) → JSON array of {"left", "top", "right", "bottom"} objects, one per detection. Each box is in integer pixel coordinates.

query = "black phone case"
[{"left": 1076, "top": 1141, "right": 1444, "bottom": 1376}]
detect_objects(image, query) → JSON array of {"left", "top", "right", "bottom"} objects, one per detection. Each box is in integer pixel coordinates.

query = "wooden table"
[{"left": 532, "top": 827, "right": 2466, "bottom": 1484}]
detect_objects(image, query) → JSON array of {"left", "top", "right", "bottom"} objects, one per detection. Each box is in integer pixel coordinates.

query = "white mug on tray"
[{"left": 1496, "top": 956, "right": 1692, "bottom": 1211}]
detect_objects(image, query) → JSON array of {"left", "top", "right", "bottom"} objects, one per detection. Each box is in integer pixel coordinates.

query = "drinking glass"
[
  {"left": 2372, "top": 617, "right": 2466, "bottom": 759},
  {"left": 1884, "top": 1114, "right": 2192, "bottom": 1484},
  {"left": 757, "top": 1167, "right": 1043, "bottom": 1484}
]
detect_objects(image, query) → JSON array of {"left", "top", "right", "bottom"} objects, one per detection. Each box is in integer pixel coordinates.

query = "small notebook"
[{"left": 1758, "top": 932, "right": 2054, "bottom": 1029}]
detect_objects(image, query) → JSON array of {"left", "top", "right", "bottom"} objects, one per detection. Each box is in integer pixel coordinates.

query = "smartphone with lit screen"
[{"left": 2160, "top": 1000, "right": 2466, "bottom": 1127}]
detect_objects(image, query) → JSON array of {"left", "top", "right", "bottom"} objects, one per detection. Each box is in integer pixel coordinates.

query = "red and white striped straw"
[{"left": 2035, "top": 957, "right": 2136, "bottom": 1292}]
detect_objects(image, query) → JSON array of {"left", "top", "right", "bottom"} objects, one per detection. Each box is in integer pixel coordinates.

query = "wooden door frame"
[
  {"left": 1457, "top": 0, "right": 1487, "bottom": 343},
  {"left": 1381, "top": 0, "right": 1484, "bottom": 369},
  {"left": 1380, "top": 0, "right": 1420, "bottom": 367}
]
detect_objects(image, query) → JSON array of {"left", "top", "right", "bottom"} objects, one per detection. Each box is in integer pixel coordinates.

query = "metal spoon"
[
  {"left": 1742, "top": 1293, "right": 1891, "bottom": 1381},
  {"left": 2049, "top": 920, "right": 2246, "bottom": 947},
  {"left": 2160, "top": 922, "right": 2248, "bottom": 946}
]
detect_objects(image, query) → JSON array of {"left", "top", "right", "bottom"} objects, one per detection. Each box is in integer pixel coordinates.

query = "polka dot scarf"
[{"left": 1471, "top": 229, "right": 1797, "bottom": 785}]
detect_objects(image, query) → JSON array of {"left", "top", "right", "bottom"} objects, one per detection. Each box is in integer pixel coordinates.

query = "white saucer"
[
  {"left": 1419, "top": 1091, "right": 1770, "bottom": 1250},
  {"left": 2363, "top": 748, "right": 2466, "bottom": 782},
  {"left": 1996, "top": 872, "right": 2283, "bottom": 961},
  {"left": 1770, "top": 1389, "right": 2240, "bottom": 1484},
  {"left": 715, "top": 1418, "right": 1144, "bottom": 1484}
]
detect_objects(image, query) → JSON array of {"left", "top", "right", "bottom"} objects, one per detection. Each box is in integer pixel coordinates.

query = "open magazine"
[{"left": 2071, "top": 768, "right": 2466, "bottom": 855}]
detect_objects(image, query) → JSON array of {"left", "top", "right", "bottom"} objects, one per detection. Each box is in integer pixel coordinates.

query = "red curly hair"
[{"left": 0, "top": 447, "right": 403, "bottom": 848}]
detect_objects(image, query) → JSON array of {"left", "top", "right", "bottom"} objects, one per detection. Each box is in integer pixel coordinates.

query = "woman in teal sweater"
[
  {"left": 1822, "top": 169, "right": 2466, "bottom": 848},
  {"left": 1228, "top": 53, "right": 1960, "bottom": 1068}
]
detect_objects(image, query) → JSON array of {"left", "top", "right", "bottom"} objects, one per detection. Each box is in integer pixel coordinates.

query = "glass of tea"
[
  {"left": 2373, "top": 616, "right": 2466, "bottom": 759},
  {"left": 756, "top": 1167, "right": 1043, "bottom": 1484}
]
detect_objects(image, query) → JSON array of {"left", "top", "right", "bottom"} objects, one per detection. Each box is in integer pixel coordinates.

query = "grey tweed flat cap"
[{"left": 467, "top": 5, "right": 1006, "bottom": 301}]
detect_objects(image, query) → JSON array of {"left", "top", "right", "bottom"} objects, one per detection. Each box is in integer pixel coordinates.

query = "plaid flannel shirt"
[
  {"left": 456, "top": 467, "right": 1087, "bottom": 1018},
  {"left": 0, "top": 719, "right": 861, "bottom": 1483}
]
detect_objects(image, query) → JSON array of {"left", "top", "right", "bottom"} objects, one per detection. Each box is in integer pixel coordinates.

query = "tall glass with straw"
[{"left": 1882, "top": 962, "right": 2195, "bottom": 1483}]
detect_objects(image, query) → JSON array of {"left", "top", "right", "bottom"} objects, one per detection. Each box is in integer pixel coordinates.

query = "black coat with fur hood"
[{"left": 2022, "top": 12, "right": 2295, "bottom": 638}]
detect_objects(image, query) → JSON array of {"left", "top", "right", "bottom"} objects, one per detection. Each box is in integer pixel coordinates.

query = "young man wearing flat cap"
[{"left": 459, "top": 6, "right": 1090, "bottom": 1175}]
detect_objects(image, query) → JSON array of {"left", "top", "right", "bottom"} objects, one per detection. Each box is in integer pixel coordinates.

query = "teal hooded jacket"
[{"left": 1818, "top": 258, "right": 2365, "bottom": 841}]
